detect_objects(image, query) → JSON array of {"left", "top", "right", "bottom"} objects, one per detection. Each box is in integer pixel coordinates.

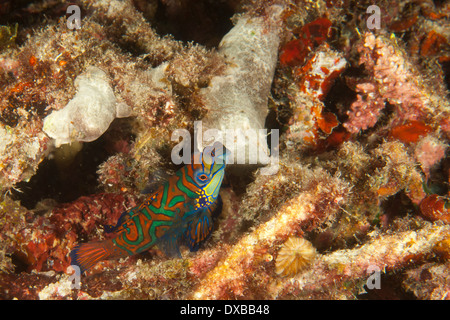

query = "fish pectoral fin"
[
  {"left": 104, "top": 207, "right": 139, "bottom": 234},
  {"left": 183, "top": 209, "right": 214, "bottom": 252},
  {"left": 182, "top": 194, "right": 223, "bottom": 217},
  {"left": 141, "top": 169, "right": 170, "bottom": 194},
  {"left": 103, "top": 210, "right": 128, "bottom": 234},
  {"left": 209, "top": 195, "right": 223, "bottom": 219},
  {"left": 156, "top": 232, "right": 182, "bottom": 258}
]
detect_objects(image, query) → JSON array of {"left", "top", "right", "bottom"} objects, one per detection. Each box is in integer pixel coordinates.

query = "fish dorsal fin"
[
  {"left": 104, "top": 209, "right": 133, "bottom": 233},
  {"left": 141, "top": 168, "right": 171, "bottom": 195}
]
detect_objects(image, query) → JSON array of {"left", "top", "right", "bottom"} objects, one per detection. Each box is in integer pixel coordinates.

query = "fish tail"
[{"left": 69, "top": 241, "right": 114, "bottom": 273}]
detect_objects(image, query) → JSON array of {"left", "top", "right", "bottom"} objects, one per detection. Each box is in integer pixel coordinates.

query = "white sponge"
[{"left": 43, "top": 66, "right": 131, "bottom": 147}]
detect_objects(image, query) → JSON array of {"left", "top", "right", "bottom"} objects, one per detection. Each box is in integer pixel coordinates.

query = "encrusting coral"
[
  {"left": 344, "top": 32, "right": 449, "bottom": 135},
  {"left": 0, "top": 0, "right": 449, "bottom": 300}
]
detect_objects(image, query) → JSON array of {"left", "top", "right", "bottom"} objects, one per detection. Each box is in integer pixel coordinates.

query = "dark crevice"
[
  {"left": 380, "top": 191, "right": 420, "bottom": 225},
  {"left": 0, "top": 1, "right": 79, "bottom": 46},
  {"left": 323, "top": 65, "right": 366, "bottom": 123},
  {"left": 440, "top": 59, "right": 450, "bottom": 97},
  {"left": 357, "top": 272, "right": 417, "bottom": 300},
  {"left": 144, "top": 0, "right": 236, "bottom": 48},
  {"left": 11, "top": 140, "right": 106, "bottom": 210},
  {"left": 323, "top": 70, "right": 359, "bottom": 124},
  {"left": 265, "top": 107, "right": 287, "bottom": 153},
  {"left": 425, "top": 152, "right": 450, "bottom": 196},
  {"left": 8, "top": 252, "right": 29, "bottom": 274},
  {"left": 432, "top": 0, "right": 446, "bottom": 8},
  {"left": 10, "top": 118, "right": 135, "bottom": 210}
]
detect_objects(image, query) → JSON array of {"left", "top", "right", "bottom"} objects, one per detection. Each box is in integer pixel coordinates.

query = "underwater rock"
[
  {"left": 0, "top": 121, "right": 48, "bottom": 194},
  {"left": 0, "top": 193, "right": 137, "bottom": 274},
  {"left": 43, "top": 66, "right": 131, "bottom": 147},
  {"left": 274, "top": 219, "right": 450, "bottom": 299},
  {"left": 0, "top": 196, "right": 29, "bottom": 272},
  {"left": 191, "top": 158, "right": 350, "bottom": 299}
]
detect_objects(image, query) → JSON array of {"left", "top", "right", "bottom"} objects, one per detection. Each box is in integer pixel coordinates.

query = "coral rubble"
[{"left": 0, "top": 0, "right": 449, "bottom": 301}]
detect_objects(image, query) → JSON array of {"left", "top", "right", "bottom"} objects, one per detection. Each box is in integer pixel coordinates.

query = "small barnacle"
[{"left": 275, "top": 236, "right": 317, "bottom": 277}]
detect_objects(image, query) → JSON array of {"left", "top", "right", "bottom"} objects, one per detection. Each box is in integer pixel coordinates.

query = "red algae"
[
  {"left": 420, "top": 30, "right": 448, "bottom": 57},
  {"left": 280, "top": 17, "right": 332, "bottom": 67},
  {"left": 280, "top": 38, "right": 309, "bottom": 67},
  {"left": 317, "top": 111, "right": 339, "bottom": 135},
  {"left": 9, "top": 193, "right": 138, "bottom": 273},
  {"left": 420, "top": 195, "right": 450, "bottom": 224},
  {"left": 322, "top": 127, "right": 351, "bottom": 149},
  {"left": 390, "top": 121, "right": 432, "bottom": 143}
]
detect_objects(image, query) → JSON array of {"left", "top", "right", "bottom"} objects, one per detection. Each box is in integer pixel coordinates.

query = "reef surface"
[{"left": 0, "top": 0, "right": 449, "bottom": 300}]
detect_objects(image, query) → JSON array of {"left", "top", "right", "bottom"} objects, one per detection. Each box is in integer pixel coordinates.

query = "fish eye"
[{"left": 194, "top": 170, "right": 210, "bottom": 185}]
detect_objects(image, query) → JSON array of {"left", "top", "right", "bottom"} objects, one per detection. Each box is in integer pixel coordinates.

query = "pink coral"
[
  {"left": 344, "top": 32, "right": 447, "bottom": 134},
  {"left": 343, "top": 83, "right": 385, "bottom": 133},
  {"left": 414, "top": 136, "right": 448, "bottom": 177}
]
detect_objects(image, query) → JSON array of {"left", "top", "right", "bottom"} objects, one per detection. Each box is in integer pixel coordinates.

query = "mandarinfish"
[{"left": 70, "top": 142, "right": 229, "bottom": 272}]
